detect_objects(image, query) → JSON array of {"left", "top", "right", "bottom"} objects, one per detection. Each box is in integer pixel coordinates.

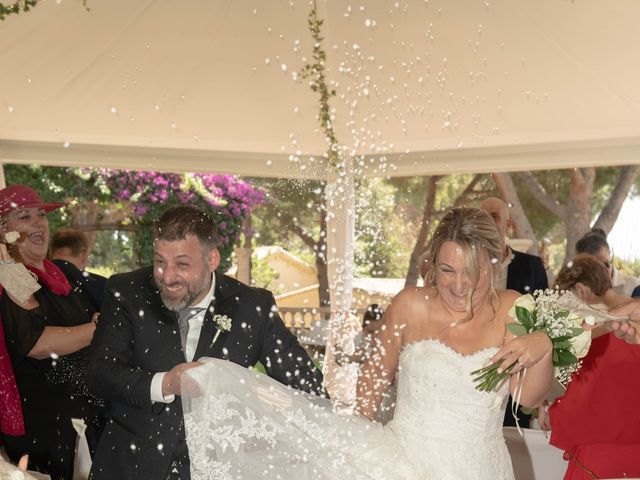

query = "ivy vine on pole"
[
  {"left": 0, "top": 0, "right": 89, "bottom": 21},
  {"left": 0, "top": 0, "right": 37, "bottom": 20},
  {"left": 300, "top": 2, "right": 341, "bottom": 168}
]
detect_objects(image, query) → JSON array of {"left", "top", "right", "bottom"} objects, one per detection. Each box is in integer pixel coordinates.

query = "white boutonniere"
[{"left": 210, "top": 314, "right": 232, "bottom": 349}]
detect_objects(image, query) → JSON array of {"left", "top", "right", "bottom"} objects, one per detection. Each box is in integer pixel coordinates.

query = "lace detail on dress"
[
  {"left": 183, "top": 343, "right": 515, "bottom": 480},
  {"left": 183, "top": 361, "right": 396, "bottom": 480},
  {"left": 184, "top": 391, "right": 283, "bottom": 480},
  {"left": 387, "top": 339, "right": 514, "bottom": 479}
]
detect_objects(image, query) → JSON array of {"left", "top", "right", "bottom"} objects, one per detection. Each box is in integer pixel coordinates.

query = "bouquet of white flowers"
[{"left": 472, "top": 289, "right": 592, "bottom": 392}]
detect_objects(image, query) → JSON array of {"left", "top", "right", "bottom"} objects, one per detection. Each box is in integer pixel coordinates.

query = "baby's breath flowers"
[
  {"left": 210, "top": 314, "right": 232, "bottom": 349},
  {"left": 472, "top": 289, "right": 591, "bottom": 391}
]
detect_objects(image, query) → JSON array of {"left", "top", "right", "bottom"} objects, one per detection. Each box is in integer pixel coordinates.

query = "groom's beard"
[{"left": 158, "top": 276, "right": 209, "bottom": 311}]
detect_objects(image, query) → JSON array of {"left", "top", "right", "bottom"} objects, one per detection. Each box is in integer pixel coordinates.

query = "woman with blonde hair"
[{"left": 178, "top": 207, "right": 555, "bottom": 480}]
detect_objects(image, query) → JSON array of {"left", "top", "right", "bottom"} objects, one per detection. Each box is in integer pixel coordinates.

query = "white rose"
[
  {"left": 4, "top": 231, "right": 20, "bottom": 244},
  {"left": 569, "top": 329, "right": 592, "bottom": 359},
  {"left": 508, "top": 294, "right": 535, "bottom": 320},
  {"left": 566, "top": 310, "right": 587, "bottom": 327}
]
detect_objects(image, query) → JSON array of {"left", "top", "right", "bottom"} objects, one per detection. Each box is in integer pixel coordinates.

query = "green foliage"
[
  {"left": 0, "top": 0, "right": 38, "bottom": 20},
  {"left": 89, "top": 231, "right": 137, "bottom": 273},
  {"left": 250, "top": 254, "right": 281, "bottom": 293},
  {"left": 512, "top": 167, "right": 629, "bottom": 238},
  {"left": 251, "top": 177, "right": 326, "bottom": 263},
  {"left": 12, "top": 161, "right": 632, "bottom": 286},
  {"left": 254, "top": 174, "right": 493, "bottom": 282},
  {"left": 609, "top": 256, "right": 640, "bottom": 276},
  {"left": 0, "top": 0, "right": 88, "bottom": 21},
  {"left": 76, "top": 170, "right": 264, "bottom": 271},
  {"left": 515, "top": 305, "right": 535, "bottom": 331},
  {"left": 354, "top": 178, "right": 406, "bottom": 277},
  {"left": 299, "top": 7, "right": 340, "bottom": 167},
  {"left": 4, "top": 165, "right": 263, "bottom": 274},
  {"left": 507, "top": 323, "right": 528, "bottom": 336},
  {"left": 4, "top": 164, "right": 84, "bottom": 233}
]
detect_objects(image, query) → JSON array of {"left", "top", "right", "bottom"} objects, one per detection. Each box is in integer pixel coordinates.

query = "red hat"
[{"left": 0, "top": 184, "right": 65, "bottom": 218}]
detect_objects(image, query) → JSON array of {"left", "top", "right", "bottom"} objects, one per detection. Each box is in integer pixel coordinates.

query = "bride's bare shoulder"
[
  {"left": 385, "top": 286, "right": 436, "bottom": 322},
  {"left": 497, "top": 288, "right": 522, "bottom": 304},
  {"left": 392, "top": 285, "right": 436, "bottom": 303}
]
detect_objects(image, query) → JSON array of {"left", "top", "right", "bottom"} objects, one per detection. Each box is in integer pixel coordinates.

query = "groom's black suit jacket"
[{"left": 87, "top": 267, "right": 325, "bottom": 480}]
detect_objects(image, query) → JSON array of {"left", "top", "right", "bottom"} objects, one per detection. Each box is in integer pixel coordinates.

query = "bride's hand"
[{"left": 492, "top": 332, "right": 553, "bottom": 374}]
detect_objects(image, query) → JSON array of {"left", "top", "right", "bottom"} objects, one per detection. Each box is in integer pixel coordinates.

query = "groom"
[{"left": 87, "top": 205, "right": 326, "bottom": 479}]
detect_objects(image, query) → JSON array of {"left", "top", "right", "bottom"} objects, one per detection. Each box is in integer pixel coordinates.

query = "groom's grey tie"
[{"left": 178, "top": 307, "right": 206, "bottom": 352}]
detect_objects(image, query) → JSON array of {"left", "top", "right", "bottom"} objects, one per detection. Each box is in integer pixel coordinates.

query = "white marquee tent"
[
  {"left": 2, "top": 0, "right": 640, "bottom": 178},
  {"left": 2, "top": 0, "right": 640, "bottom": 408}
]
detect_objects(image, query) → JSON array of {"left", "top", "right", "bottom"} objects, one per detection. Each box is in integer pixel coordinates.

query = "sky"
[{"left": 608, "top": 196, "right": 640, "bottom": 262}]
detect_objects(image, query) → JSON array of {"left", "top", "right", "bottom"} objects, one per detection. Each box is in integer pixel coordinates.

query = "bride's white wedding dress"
[{"left": 183, "top": 339, "right": 514, "bottom": 480}]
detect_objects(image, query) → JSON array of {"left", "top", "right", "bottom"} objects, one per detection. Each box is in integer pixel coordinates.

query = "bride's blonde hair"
[{"left": 424, "top": 207, "right": 502, "bottom": 300}]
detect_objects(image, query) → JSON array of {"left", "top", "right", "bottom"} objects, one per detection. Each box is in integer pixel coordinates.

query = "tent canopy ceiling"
[{"left": 2, "top": 0, "right": 640, "bottom": 178}]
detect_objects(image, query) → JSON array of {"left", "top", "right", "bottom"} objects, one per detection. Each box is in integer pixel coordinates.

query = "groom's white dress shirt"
[{"left": 150, "top": 274, "right": 216, "bottom": 403}]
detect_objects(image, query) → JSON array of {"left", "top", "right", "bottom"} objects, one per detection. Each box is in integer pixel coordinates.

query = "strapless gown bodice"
[
  {"left": 384, "top": 339, "right": 514, "bottom": 478},
  {"left": 183, "top": 339, "right": 514, "bottom": 479}
]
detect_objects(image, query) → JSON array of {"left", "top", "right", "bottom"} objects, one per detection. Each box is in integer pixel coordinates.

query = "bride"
[{"left": 181, "top": 207, "right": 554, "bottom": 480}]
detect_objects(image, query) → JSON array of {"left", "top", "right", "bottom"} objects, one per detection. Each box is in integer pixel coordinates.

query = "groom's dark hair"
[{"left": 152, "top": 205, "right": 218, "bottom": 251}]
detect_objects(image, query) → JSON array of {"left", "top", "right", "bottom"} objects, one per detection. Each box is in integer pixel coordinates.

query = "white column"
[
  {"left": 0, "top": 163, "right": 6, "bottom": 188},
  {"left": 322, "top": 158, "right": 360, "bottom": 407}
]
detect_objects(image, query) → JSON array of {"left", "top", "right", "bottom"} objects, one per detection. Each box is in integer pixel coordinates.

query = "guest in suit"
[
  {"left": 50, "top": 228, "right": 107, "bottom": 310},
  {"left": 480, "top": 197, "right": 548, "bottom": 428},
  {"left": 86, "top": 205, "right": 326, "bottom": 480}
]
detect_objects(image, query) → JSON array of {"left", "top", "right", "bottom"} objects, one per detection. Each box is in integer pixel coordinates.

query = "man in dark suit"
[
  {"left": 481, "top": 197, "right": 548, "bottom": 428},
  {"left": 50, "top": 228, "right": 107, "bottom": 310},
  {"left": 87, "top": 206, "right": 325, "bottom": 480}
]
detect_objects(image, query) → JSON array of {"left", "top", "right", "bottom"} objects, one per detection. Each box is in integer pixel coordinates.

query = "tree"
[
  {"left": 491, "top": 173, "right": 540, "bottom": 255},
  {"left": 402, "top": 174, "right": 487, "bottom": 286},
  {"left": 4, "top": 165, "right": 265, "bottom": 272},
  {"left": 252, "top": 178, "right": 331, "bottom": 306},
  {"left": 404, "top": 176, "right": 440, "bottom": 287},
  {"left": 85, "top": 170, "right": 265, "bottom": 271},
  {"left": 354, "top": 178, "right": 407, "bottom": 279},
  {"left": 515, "top": 166, "right": 639, "bottom": 262}
]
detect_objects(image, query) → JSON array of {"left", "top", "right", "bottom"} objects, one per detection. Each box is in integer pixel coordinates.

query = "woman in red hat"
[{"left": 0, "top": 184, "right": 103, "bottom": 480}]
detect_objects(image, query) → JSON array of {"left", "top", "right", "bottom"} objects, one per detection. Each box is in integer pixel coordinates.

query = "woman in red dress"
[{"left": 549, "top": 254, "right": 640, "bottom": 479}]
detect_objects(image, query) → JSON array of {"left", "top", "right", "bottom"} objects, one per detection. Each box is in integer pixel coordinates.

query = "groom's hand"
[{"left": 162, "top": 362, "right": 201, "bottom": 396}]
